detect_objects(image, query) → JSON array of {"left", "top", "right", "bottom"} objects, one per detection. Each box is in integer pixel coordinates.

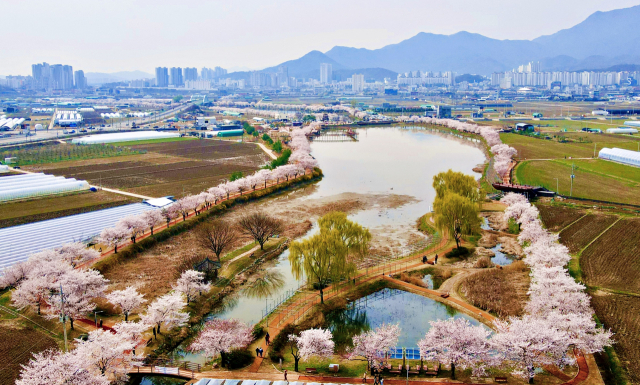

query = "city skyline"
[{"left": 2, "top": 0, "right": 640, "bottom": 75}]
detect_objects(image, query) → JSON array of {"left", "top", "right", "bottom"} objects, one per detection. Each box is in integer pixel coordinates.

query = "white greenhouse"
[
  {"left": 72, "top": 131, "right": 180, "bottom": 144},
  {"left": 0, "top": 165, "right": 9, "bottom": 173},
  {"left": 623, "top": 121, "right": 640, "bottom": 128},
  {"left": 606, "top": 128, "right": 639, "bottom": 134},
  {"left": 598, "top": 147, "right": 640, "bottom": 167},
  {"left": 0, "top": 173, "right": 90, "bottom": 202}
]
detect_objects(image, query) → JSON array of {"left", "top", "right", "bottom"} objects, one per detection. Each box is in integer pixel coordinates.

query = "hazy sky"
[{"left": 4, "top": 0, "right": 639, "bottom": 75}]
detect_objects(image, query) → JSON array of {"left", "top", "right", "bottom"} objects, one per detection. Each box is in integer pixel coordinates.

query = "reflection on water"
[
  {"left": 242, "top": 270, "right": 286, "bottom": 299},
  {"left": 326, "top": 288, "right": 490, "bottom": 348},
  {"left": 481, "top": 217, "right": 491, "bottom": 230},
  {"left": 422, "top": 274, "right": 434, "bottom": 289},
  {"left": 490, "top": 244, "right": 516, "bottom": 266}
]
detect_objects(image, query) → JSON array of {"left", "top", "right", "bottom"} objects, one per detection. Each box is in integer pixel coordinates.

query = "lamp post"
[{"left": 94, "top": 310, "right": 103, "bottom": 329}]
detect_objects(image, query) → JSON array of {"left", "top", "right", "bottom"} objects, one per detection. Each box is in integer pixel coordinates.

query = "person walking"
[
  {"left": 422, "top": 255, "right": 427, "bottom": 264},
  {"left": 265, "top": 332, "right": 271, "bottom": 346},
  {"left": 362, "top": 372, "right": 367, "bottom": 383},
  {"left": 256, "top": 347, "right": 260, "bottom": 357},
  {"left": 284, "top": 370, "right": 288, "bottom": 382},
  {"left": 99, "top": 319, "right": 103, "bottom": 328},
  {"left": 380, "top": 378, "right": 384, "bottom": 385},
  {"left": 435, "top": 254, "right": 438, "bottom": 264},
  {"left": 259, "top": 347, "right": 264, "bottom": 357}
]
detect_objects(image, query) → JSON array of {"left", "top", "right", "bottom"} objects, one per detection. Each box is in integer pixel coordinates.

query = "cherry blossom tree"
[
  {"left": 0, "top": 260, "right": 34, "bottom": 289},
  {"left": 45, "top": 268, "right": 108, "bottom": 330},
  {"left": 73, "top": 328, "right": 142, "bottom": 382},
  {"left": 112, "top": 321, "right": 149, "bottom": 347},
  {"left": 189, "top": 318, "right": 253, "bottom": 367},
  {"left": 174, "top": 270, "right": 211, "bottom": 303},
  {"left": 161, "top": 206, "right": 178, "bottom": 227},
  {"left": 106, "top": 287, "right": 147, "bottom": 321},
  {"left": 140, "top": 292, "right": 189, "bottom": 334},
  {"left": 289, "top": 328, "right": 335, "bottom": 371},
  {"left": 98, "top": 225, "right": 130, "bottom": 253},
  {"left": 349, "top": 324, "right": 400, "bottom": 370},
  {"left": 170, "top": 197, "right": 192, "bottom": 222},
  {"left": 12, "top": 260, "right": 74, "bottom": 314},
  {"left": 16, "top": 349, "right": 109, "bottom": 385},
  {"left": 417, "top": 318, "right": 492, "bottom": 379},
  {"left": 492, "top": 316, "right": 570, "bottom": 384},
  {"left": 140, "top": 210, "right": 164, "bottom": 235},
  {"left": 500, "top": 193, "right": 528, "bottom": 206},
  {"left": 218, "top": 181, "right": 238, "bottom": 200},
  {"left": 254, "top": 169, "right": 273, "bottom": 189},
  {"left": 117, "top": 215, "right": 148, "bottom": 243},
  {"left": 207, "top": 186, "right": 226, "bottom": 203},
  {"left": 56, "top": 242, "right": 101, "bottom": 266}
]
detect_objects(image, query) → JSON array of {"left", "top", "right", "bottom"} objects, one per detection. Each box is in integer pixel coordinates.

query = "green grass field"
[
  {"left": 109, "top": 136, "right": 197, "bottom": 147},
  {"left": 501, "top": 132, "right": 640, "bottom": 159},
  {"left": 514, "top": 159, "right": 640, "bottom": 205}
]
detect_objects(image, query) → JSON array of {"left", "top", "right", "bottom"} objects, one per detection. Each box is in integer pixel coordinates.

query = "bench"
[
  {"left": 440, "top": 293, "right": 450, "bottom": 298},
  {"left": 305, "top": 368, "right": 318, "bottom": 374},
  {"left": 495, "top": 377, "right": 508, "bottom": 383}
]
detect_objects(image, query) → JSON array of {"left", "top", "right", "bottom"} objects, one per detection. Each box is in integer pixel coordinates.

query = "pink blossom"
[
  {"left": 140, "top": 292, "right": 189, "bottom": 334},
  {"left": 106, "top": 287, "right": 147, "bottom": 321},
  {"left": 349, "top": 324, "right": 400, "bottom": 369},
  {"left": 189, "top": 318, "right": 253, "bottom": 359},
  {"left": 173, "top": 270, "right": 211, "bottom": 303},
  {"left": 290, "top": 328, "right": 335, "bottom": 360}
]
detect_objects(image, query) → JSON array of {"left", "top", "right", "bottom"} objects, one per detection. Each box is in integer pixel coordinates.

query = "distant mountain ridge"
[
  {"left": 269, "top": 5, "right": 640, "bottom": 76},
  {"left": 85, "top": 70, "right": 153, "bottom": 85}
]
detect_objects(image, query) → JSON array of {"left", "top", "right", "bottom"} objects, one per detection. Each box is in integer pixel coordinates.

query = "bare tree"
[
  {"left": 237, "top": 212, "right": 284, "bottom": 250},
  {"left": 198, "top": 220, "right": 237, "bottom": 261}
]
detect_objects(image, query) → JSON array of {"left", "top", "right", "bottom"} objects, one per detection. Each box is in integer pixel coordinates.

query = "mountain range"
[
  {"left": 265, "top": 4, "right": 640, "bottom": 77},
  {"left": 85, "top": 70, "right": 154, "bottom": 85}
]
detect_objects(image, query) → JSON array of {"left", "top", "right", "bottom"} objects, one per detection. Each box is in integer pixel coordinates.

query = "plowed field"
[
  {"left": 38, "top": 140, "right": 268, "bottom": 199},
  {"left": 591, "top": 293, "right": 640, "bottom": 383},
  {"left": 559, "top": 214, "right": 619, "bottom": 253},
  {"left": 536, "top": 203, "right": 585, "bottom": 232},
  {"left": 581, "top": 217, "right": 640, "bottom": 294}
]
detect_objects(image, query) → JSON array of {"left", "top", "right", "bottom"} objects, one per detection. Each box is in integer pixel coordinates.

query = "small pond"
[
  {"left": 489, "top": 243, "right": 517, "bottom": 266},
  {"left": 326, "top": 288, "right": 490, "bottom": 348},
  {"left": 127, "top": 375, "right": 187, "bottom": 385}
]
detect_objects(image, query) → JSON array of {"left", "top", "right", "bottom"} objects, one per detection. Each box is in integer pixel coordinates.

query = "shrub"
[
  {"left": 271, "top": 141, "right": 283, "bottom": 153},
  {"left": 399, "top": 272, "right": 426, "bottom": 287},
  {"left": 268, "top": 148, "right": 291, "bottom": 169},
  {"left": 268, "top": 323, "right": 298, "bottom": 362},
  {"left": 507, "top": 218, "right": 520, "bottom": 234},
  {"left": 252, "top": 324, "right": 265, "bottom": 340},
  {"left": 262, "top": 134, "right": 273, "bottom": 144},
  {"left": 225, "top": 349, "right": 254, "bottom": 369},
  {"left": 445, "top": 246, "right": 473, "bottom": 259},
  {"left": 230, "top": 171, "right": 243, "bottom": 181},
  {"left": 475, "top": 256, "right": 493, "bottom": 268}
]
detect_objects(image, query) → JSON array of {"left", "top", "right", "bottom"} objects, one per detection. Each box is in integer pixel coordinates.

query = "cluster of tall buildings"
[
  {"left": 491, "top": 61, "right": 639, "bottom": 88},
  {"left": 248, "top": 66, "right": 290, "bottom": 88},
  {"left": 396, "top": 71, "right": 456, "bottom": 86},
  {"left": 31, "top": 62, "right": 87, "bottom": 90},
  {"left": 155, "top": 66, "right": 227, "bottom": 87}
]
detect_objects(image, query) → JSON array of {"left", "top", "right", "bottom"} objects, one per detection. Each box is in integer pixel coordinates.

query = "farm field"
[
  {"left": 580, "top": 217, "right": 640, "bottom": 294},
  {"left": 536, "top": 204, "right": 585, "bottom": 231},
  {"left": 0, "top": 190, "right": 136, "bottom": 228},
  {"left": 500, "top": 132, "right": 640, "bottom": 160},
  {"left": 514, "top": 159, "right": 640, "bottom": 205},
  {"left": 590, "top": 293, "right": 640, "bottom": 384},
  {"left": 559, "top": 214, "right": 619, "bottom": 253},
  {"left": 0, "top": 321, "right": 58, "bottom": 385},
  {"left": 0, "top": 142, "right": 142, "bottom": 166},
  {"left": 23, "top": 139, "right": 269, "bottom": 199}
]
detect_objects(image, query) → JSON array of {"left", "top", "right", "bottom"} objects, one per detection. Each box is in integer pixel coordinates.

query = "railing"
[{"left": 132, "top": 359, "right": 201, "bottom": 378}]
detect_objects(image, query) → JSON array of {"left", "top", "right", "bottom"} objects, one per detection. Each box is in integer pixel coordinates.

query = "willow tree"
[
  {"left": 289, "top": 212, "right": 371, "bottom": 303},
  {"left": 433, "top": 192, "right": 480, "bottom": 249},
  {"left": 433, "top": 169, "right": 481, "bottom": 205}
]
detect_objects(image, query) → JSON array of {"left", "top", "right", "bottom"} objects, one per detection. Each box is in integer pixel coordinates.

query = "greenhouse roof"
[
  {"left": 598, "top": 147, "right": 640, "bottom": 167},
  {"left": 0, "top": 203, "right": 151, "bottom": 271},
  {"left": 71, "top": 131, "right": 180, "bottom": 144}
]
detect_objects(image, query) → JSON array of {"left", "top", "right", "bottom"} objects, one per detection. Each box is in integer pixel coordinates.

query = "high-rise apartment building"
[
  {"left": 74, "top": 70, "right": 87, "bottom": 89},
  {"left": 351, "top": 74, "right": 365, "bottom": 92},
  {"left": 183, "top": 67, "right": 198, "bottom": 82},
  {"left": 155, "top": 67, "right": 169, "bottom": 87},
  {"left": 320, "top": 63, "right": 332, "bottom": 84},
  {"left": 31, "top": 62, "right": 51, "bottom": 89},
  {"left": 214, "top": 66, "right": 227, "bottom": 78},
  {"left": 170, "top": 67, "right": 183, "bottom": 86}
]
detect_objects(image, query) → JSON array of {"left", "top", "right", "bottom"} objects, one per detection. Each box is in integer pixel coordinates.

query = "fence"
[{"left": 131, "top": 359, "right": 201, "bottom": 378}]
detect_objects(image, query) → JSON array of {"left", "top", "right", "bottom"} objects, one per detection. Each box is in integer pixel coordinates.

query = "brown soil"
[
  {"left": 498, "top": 235, "right": 523, "bottom": 256},
  {"left": 0, "top": 320, "right": 58, "bottom": 385}
]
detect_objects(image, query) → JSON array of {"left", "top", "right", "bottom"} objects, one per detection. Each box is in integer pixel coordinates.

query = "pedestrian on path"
[
  {"left": 99, "top": 319, "right": 103, "bottom": 328},
  {"left": 422, "top": 255, "right": 427, "bottom": 264},
  {"left": 435, "top": 254, "right": 438, "bottom": 264},
  {"left": 362, "top": 372, "right": 367, "bottom": 383},
  {"left": 380, "top": 378, "right": 384, "bottom": 385},
  {"left": 259, "top": 347, "right": 264, "bottom": 357},
  {"left": 265, "top": 332, "right": 270, "bottom": 346},
  {"left": 284, "top": 370, "right": 288, "bottom": 382},
  {"left": 256, "top": 347, "right": 260, "bottom": 357}
]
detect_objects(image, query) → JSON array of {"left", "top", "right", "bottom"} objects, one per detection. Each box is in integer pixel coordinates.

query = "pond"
[
  {"left": 489, "top": 243, "right": 517, "bottom": 266},
  {"left": 326, "top": 288, "right": 491, "bottom": 348},
  {"left": 214, "top": 127, "right": 485, "bottom": 322},
  {"left": 173, "top": 126, "right": 486, "bottom": 361}
]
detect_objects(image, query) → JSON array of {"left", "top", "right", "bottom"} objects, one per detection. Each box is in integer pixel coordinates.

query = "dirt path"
[{"left": 256, "top": 142, "right": 278, "bottom": 160}]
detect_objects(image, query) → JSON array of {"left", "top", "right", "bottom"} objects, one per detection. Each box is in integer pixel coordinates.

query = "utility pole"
[
  {"left": 59, "top": 283, "right": 68, "bottom": 352},
  {"left": 594, "top": 142, "right": 596, "bottom": 158},
  {"left": 554, "top": 178, "right": 559, "bottom": 194},
  {"left": 570, "top": 163, "right": 575, "bottom": 197}
]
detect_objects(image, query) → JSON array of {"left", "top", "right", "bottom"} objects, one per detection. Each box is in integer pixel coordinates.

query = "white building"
[
  {"left": 352, "top": 74, "right": 365, "bottom": 92},
  {"left": 320, "top": 63, "right": 332, "bottom": 84},
  {"left": 185, "top": 80, "right": 213, "bottom": 90}
]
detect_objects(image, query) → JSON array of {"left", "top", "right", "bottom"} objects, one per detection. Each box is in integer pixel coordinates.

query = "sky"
[{"left": 3, "top": 0, "right": 640, "bottom": 76}]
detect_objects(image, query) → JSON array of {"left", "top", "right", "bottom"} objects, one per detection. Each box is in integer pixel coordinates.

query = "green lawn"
[
  {"left": 501, "top": 133, "right": 640, "bottom": 160},
  {"left": 109, "top": 136, "right": 197, "bottom": 147},
  {"left": 514, "top": 159, "right": 640, "bottom": 205}
]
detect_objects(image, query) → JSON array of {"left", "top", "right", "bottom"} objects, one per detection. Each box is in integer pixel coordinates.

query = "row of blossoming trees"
[
  {"left": 96, "top": 124, "right": 319, "bottom": 253},
  {"left": 2, "top": 245, "right": 211, "bottom": 384}
]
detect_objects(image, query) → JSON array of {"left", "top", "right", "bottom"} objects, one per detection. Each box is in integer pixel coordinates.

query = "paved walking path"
[
  {"left": 257, "top": 142, "right": 278, "bottom": 160},
  {"left": 94, "top": 186, "right": 155, "bottom": 200}
]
